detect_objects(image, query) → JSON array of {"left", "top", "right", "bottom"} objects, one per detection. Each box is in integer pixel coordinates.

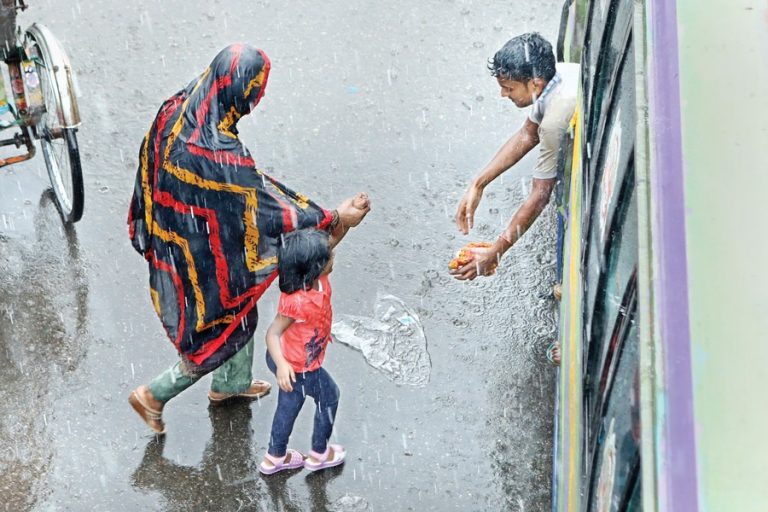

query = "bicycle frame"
[
  {"left": 0, "top": 0, "right": 25, "bottom": 50},
  {"left": 0, "top": 1, "right": 80, "bottom": 169},
  {"left": 0, "top": 0, "right": 84, "bottom": 223},
  {"left": 0, "top": 0, "right": 32, "bottom": 166}
]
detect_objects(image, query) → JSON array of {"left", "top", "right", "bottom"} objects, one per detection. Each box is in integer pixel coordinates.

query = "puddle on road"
[
  {"left": 332, "top": 294, "right": 431, "bottom": 387},
  {"left": 329, "top": 494, "right": 372, "bottom": 511}
]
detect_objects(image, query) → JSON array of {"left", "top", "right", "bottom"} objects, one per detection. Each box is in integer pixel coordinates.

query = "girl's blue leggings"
[{"left": 266, "top": 352, "right": 340, "bottom": 457}]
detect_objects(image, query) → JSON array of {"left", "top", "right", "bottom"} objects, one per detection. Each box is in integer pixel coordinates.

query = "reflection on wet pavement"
[
  {"left": 131, "top": 402, "right": 366, "bottom": 511},
  {"left": 0, "top": 189, "right": 89, "bottom": 511},
  {"left": 131, "top": 403, "right": 265, "bottom": 510}
]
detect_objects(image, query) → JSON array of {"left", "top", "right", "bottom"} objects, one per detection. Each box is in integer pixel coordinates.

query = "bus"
[{"left": 552, "top": 1, "right": 768, "bottom": 510}]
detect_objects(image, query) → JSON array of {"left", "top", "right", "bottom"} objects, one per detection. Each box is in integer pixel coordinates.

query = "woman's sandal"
[
  {"left": 208, "top": 379, "right": 272, "bottom": 404},
  {"left": 304, "top": 444, "right": 346, "bottom": 472},
  {"left": 129, "top": 389, "right": 166, "bottom": 434},
  {"left": 258, "top": 448, "right": 305, "bottom": 475}
]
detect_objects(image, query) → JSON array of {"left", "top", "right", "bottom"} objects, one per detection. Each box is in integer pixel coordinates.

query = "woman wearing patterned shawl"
[{"left": 127, "top": 44, "right": 370, "bottom": 434}]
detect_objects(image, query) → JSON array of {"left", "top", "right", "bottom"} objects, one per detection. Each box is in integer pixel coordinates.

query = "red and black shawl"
[{"left": 128, "top": 44, "right": 331, "bottom": 373}]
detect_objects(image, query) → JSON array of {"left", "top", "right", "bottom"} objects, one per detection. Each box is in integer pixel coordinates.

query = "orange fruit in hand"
[{"left": 448, "top": 241, "right": 497, "bottom": 271}]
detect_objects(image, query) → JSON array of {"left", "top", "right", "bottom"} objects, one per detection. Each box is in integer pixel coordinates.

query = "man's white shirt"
[{"left": 528, "top": 62, "right": 579, "bottom": 180}]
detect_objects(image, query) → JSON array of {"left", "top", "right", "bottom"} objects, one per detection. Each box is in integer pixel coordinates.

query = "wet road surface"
[{"left": 0, "top": 1, "right": 561, "bottom": 510}]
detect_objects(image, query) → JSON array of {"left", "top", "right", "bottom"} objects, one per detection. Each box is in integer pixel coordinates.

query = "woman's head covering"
[
  {"left": 128, "top": 44, "right": 331, "bottom": 373},
  {"left": 180, "top": 44, "right": 270, "bottom": 152}
]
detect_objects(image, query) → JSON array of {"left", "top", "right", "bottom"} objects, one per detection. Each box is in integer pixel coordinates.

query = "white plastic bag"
[{"left": 332, "top": 294, "right": 431, "bottom": 387}]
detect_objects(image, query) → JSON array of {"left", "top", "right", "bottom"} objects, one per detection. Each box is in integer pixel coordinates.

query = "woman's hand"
[
  {"left": 455, "top": 182, "right": 484, "bottom": 235},
  {"left": 352, "top": 192, "right": 370, "bottom": 210},
  {"left": 276, "top": 363, "right": 296, "bottom": 392},
  {"left": 449, "top": 245, "right": 501, "bottom": 281},
  {"left": 336, "top": 192, "right": 371, "bottom": 227}
]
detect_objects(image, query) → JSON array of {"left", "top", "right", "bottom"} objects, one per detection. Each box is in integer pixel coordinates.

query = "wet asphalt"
[{"left": 0, "top": 1, "right": 562, "bottom": 510}]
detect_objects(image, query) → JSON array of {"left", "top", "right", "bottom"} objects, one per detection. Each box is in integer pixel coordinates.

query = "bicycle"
[{"left": 0, "top": 0, "right": 83, "bottom": 223}]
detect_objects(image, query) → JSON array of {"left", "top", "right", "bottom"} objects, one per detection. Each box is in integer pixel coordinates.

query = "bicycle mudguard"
[{"left": 24, "top": 22, "right": 80, "bottom": 128}]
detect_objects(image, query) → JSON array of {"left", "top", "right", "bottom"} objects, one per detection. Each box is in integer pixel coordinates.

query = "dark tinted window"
[
  {"left": 582, "top": 32, "right": 636, "bottom": 383},
  {"left": 586, "top": 314, "right": 641, "bottom": 512}
]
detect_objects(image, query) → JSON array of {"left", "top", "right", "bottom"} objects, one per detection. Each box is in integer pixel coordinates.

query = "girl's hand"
[
  {"left": 449, "top": 245, "right": 500, "bottom": 281},
  {"left": 276, "top": 363, "right": 296, "bottom": 392}
]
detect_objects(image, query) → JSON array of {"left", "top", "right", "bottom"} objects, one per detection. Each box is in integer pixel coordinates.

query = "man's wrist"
[
  {"left": 471, "top": 175, "right": 489, "bottom": 190},
  {"left": 496, "top": 232, "right": 514, "bottom": 253}
]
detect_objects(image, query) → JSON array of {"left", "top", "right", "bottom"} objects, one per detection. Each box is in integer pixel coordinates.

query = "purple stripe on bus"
[{"left": 648, "top": 1, "right": 700, "bottom": 510}]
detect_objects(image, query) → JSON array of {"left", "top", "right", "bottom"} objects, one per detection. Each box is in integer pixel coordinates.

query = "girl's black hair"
[{"left": 277, "top": 228, "right": 331, "bottom": 294}]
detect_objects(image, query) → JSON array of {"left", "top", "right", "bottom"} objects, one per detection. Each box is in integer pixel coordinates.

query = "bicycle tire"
[
  {"left": 42, "top": 127, "right": 83, "bottom": 223},
  {"left": 27, "top": 31, "right": 84, "bottom": 224}
]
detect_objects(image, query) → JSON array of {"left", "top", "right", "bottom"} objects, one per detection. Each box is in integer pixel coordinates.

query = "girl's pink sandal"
[
  {"left": 304, "top": 444, "right": 346, "bottom": 472},
  {"left": 258, "top": 449, "right": 305, "bottom": 475}
]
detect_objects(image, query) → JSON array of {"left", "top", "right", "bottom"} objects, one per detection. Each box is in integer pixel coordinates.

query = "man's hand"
[
  {"left": 454, "top": 120, "right": 540, "bottom": 234},
  {"left": 449, "top": 245, "right": 501, "bottom": 281},
  {"left": 276, "top": 363, "right": 296, "bottom": 393},
  {"left": 451, "top": 177, "right": 555, "bottom": 280},
  {"left": 455, "top": 182, "right": 484, "bottom": 235},
  {"left": 337, "top": 192, "right": 371, "bottom": 227}
]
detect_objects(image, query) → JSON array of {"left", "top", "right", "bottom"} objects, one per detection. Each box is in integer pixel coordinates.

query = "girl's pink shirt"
[{"left": 277, "top": 275, "right": 333, "bottom": 373}]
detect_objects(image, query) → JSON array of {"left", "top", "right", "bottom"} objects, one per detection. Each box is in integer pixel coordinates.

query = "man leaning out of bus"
[{"left": 452, "top": 32, "right": 578, "bottom": 282}]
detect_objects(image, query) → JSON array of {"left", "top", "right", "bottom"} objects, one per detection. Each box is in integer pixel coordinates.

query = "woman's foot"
[
  {"left": 259, "top": 448, "right": 305, "bottom": 475},
  {"left": 128, "top": 385, "right": 166, "bottom": 434},
  {"left": 305, "top": 444, "right": 346, "bottom": 472},
  {"left": 208, "top": 379, "right": 272, "bottom": 404}
]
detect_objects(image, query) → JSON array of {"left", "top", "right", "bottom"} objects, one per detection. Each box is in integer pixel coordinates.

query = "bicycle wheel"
[
  {"left": 27, "top": 33, "right": 84, "bottom": 224},
  {"left": 41, "top": 127, "right": 83, "bottom": 223}
]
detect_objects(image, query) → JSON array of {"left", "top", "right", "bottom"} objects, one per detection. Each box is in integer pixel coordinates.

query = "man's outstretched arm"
[
  {"left": 450, "top": 177, "right": 555, "bottom": 280},
  {"left": 455, "top": 118, "right": 540, "bottom": 234},
  {"left": 497, "top": 177, "right": 556, "bottom": 247}
]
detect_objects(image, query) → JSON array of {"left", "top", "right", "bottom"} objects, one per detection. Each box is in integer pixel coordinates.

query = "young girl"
[{"left": 258, "top": 226, "right": 351, "bottom": 475}]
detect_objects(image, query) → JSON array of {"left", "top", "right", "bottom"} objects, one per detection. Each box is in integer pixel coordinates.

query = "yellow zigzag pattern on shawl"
[
  {"left": 217, "top": 106, "right": 241, "bottom": 139},
  {"left": 140, "top": 131, "right": 153, "bottom": 234},
  {"left": 243, "top": 68, "right": 267, "bottom": 99},
  {"left": 165, "top": 67, "right": 274, "bottom": 275},
  {"left": 151, "top": 221, "right": 235, "bottom": 330},
  {"left": 219, "top": 67, "right": 267, "bottom": 139},
  {"left": 141, "top": 67, "right": 277, "bottom": 334},
  {"left": 266, "top": 178, "right": 311, "bottom": 210},
  {"left": 150, "top": 288, "right": 161, "bottom": 317}
]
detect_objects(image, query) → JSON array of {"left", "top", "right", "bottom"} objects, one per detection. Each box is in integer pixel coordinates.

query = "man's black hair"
[
  {"left": 489, "top": 32, "right": 556, "bottom": 82},
  {"left": 278, "top": 228, "right": 331, "bottom": 294}
]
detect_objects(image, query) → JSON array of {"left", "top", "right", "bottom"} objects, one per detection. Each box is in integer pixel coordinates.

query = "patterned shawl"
[{"left": 128, "top": 44, "right": 330, "bottom": 373}]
